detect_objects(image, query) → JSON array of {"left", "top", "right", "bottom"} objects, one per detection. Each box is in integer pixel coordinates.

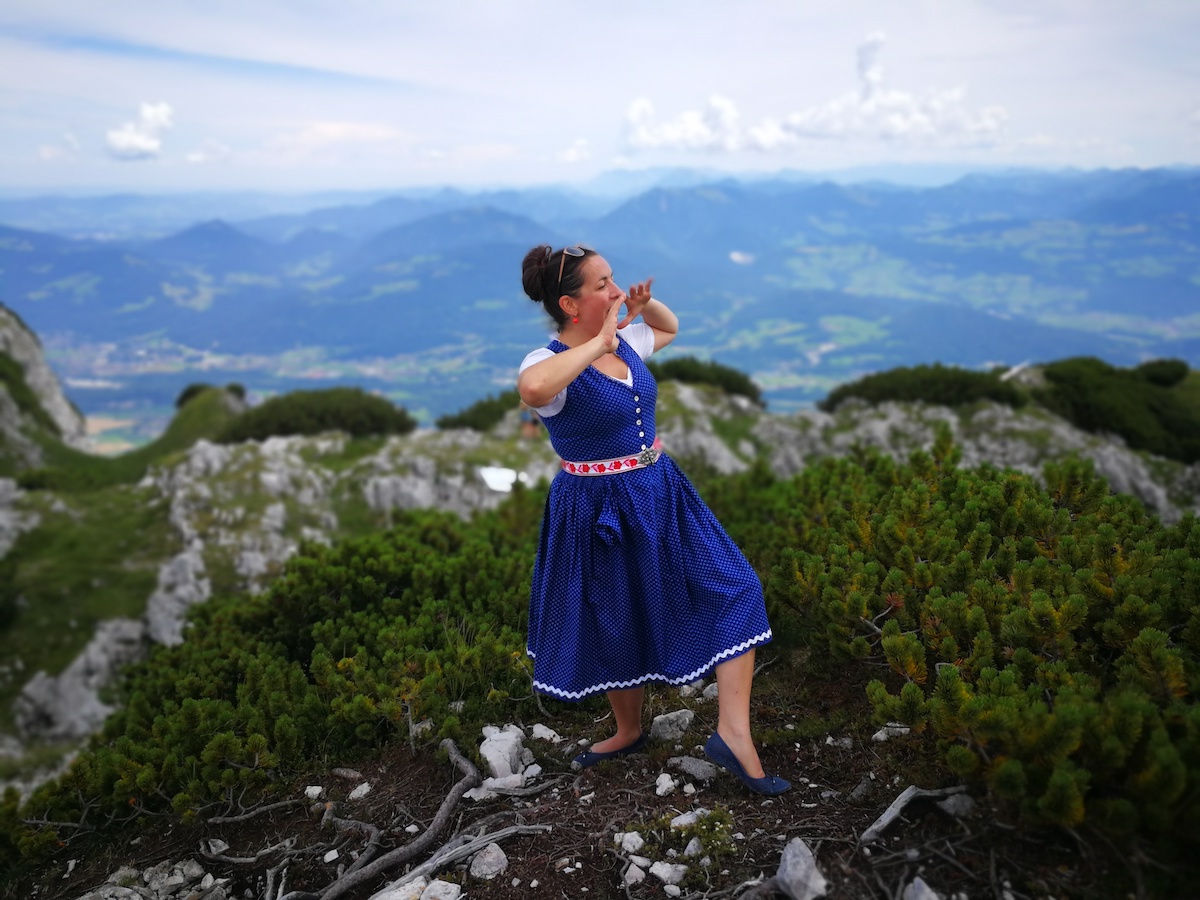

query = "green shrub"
[
  {"left": 647, "top": 356, "right": 763, "bottom": 406},
  {"left": 1136, "top": 359, "right": 1189, "bottom": 388},
  {"left": 175, "top": 383, "right": 215, "bottom": 409},
  {"left": 217, "top": 387, "right": 416, "bottom": 443},
  {"left": 1036, "top": 357, "right": 1200, "bottom": 463},
  {"left": 819, "top": 363, "right": 1026, "bottom": 412},
  {"left": 437, "top": 388, "right": 522, "bottom": 431},
  {"left": 706, "top": 432, "right": 1199, "bottom": 845}
]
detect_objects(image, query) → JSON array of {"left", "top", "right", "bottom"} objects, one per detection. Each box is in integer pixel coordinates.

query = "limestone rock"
[
  {"left": 370, "top": 876, "right": 427, "bottom": 900},
  {"left": 14, "top": 619, "right": 146, "bottom": 741},
  {"left": 650, "top": 861, "right": 689, "bottom": 885},
  {"left": 669, "top": 755, "right": 719, "bottom": 782},
  {"left": 776, "top": 837, "right": 828, "bottom": 900},
  {"left": 469, "top": 842, "right": 509, "bottom": 880},
  {"left": 650, "top": 709, "right": 694, "bottom": 742}
]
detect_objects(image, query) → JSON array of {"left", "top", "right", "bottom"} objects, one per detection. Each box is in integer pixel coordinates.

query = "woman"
[{"left": 517, "top": 244, "right": 789, "bottom": 796}]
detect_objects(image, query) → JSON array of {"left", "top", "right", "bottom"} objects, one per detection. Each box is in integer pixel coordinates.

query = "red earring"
[{"left": 572, "top": 316, "right": 579, "bottom": 324}]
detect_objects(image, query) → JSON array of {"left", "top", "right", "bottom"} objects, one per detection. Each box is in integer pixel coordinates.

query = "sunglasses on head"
[{"left": 557, "top": 245, "right": 593, "bottom": 286}]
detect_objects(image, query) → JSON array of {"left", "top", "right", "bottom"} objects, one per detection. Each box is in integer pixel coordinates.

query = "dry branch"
[{"left": 860, "top": 785, "right": 966, "bottom": 845}]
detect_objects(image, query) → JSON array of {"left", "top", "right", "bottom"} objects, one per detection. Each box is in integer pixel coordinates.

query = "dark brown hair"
[{"left": 521, "top": 244, "right": 597, "bottom": 329}]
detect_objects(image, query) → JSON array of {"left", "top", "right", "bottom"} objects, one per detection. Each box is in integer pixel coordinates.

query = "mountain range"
[{"left": 0, "top": 166, "right": 1197, "bottom": 439}]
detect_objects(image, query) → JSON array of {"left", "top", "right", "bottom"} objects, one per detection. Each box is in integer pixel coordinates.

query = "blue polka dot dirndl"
[{"left": 526, "top": 334, "right": 772, "bottom": 701}]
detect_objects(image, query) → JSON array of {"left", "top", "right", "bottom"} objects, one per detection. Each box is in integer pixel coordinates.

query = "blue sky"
[{"left": 3, "top": 0, "right": 1199, "bottom": 192}]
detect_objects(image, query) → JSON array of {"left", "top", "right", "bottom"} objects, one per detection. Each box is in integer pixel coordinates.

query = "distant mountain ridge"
[{"left": 0, "top": 167, "right": 1197, "bottom": 435}]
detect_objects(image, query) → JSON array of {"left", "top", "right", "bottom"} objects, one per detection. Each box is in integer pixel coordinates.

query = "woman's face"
[{"left": 565, "top": 254, "right": 624, "bottom": 329}]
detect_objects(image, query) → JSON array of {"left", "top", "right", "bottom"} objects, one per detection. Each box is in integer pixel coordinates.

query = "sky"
[{"left": 2, "top": 0, "right": 1199, "bottom": 194}]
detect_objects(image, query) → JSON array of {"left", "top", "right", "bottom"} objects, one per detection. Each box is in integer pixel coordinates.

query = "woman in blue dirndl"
[{"left": 517, "top": 244, "right": 789, "bottom": 795}]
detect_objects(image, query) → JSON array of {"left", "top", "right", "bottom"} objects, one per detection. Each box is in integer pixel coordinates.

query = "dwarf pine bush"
[{"left": 702, "top": 429, "right": 1199, "bottom": 845}]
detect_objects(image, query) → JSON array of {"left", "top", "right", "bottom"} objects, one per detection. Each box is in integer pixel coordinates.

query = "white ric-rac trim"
[{"left": 527, "top": 629, "right": 772, "bottom": 700}]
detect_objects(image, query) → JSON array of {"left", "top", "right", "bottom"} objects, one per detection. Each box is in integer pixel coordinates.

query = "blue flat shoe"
[
  {"left": 704, "top": 732, "right": 791, "bottom": 796},
  {"left": 571, "top": 733, "right": 648, "bottom": 771}
]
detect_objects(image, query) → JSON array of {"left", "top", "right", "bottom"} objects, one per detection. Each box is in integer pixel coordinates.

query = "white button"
[
  {"left": 639, "top": 431, "right": 645, "bottom": 437},
  {"left": 635, "top": 408, "right": 641, "bottom": 413},
  {"left": 641, "top": 444, "right": 648, "bottom": 450},
  {"left": 636, "top": 419, "right": 642, "bottom": 425},
  {"left": 634, "top": 395, "right": 639, "bottom": 401}
]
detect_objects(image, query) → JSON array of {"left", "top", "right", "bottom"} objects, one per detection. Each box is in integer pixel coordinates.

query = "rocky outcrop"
[
  {"left": 0, "top": 476, "right": 39, "bottom": 558},
  {"left": 14, "top": 618, "right": 146, "bottom": 741},
  {"left": 0, "top": 303, "right": 87, "bottom": 458}
]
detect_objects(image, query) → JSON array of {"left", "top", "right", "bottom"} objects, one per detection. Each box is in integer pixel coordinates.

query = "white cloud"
[
  {"left": 186, "top": 140, "right": 232, "bottom": 164},
  {"left": 106, "top": 102, "right": 173, "bottom": 160},
  {"left": 560, "top": 139, "right": 590, "bottom": 163},
  {"left": 38, "top": 130, "right": 81, "bottom": 161},
  {"left": 626, "top": 95, "right": 742, "bottom": 152},
  {"left": 626, "top": 33, "right": 1007, "bottom": 155},
  {"left": 268, "top": 121, "right": 410, "bottom": 160}
]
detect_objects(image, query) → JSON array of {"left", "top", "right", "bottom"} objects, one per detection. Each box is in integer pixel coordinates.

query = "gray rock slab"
[
  {"left": 777, "top": 837, "right": 828, "bottom": 900},
  {"left": 650, "top": 709, "right": 694, "bottom": 742}
]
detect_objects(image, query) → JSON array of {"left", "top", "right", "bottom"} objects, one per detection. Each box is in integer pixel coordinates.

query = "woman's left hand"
[{"left": 617, "top": 278, "right": 655, "bottom": 329}]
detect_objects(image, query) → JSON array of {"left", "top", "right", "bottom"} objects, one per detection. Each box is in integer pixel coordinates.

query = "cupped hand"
[
  {"left": 617, "top": 277, "right": 654, "bottom": 328},
  {"left": 597, "top": 293, "right": 621, "bottom": 354}
]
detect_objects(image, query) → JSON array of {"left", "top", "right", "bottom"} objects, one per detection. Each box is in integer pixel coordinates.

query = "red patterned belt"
[{"left": 561, "top": 437, "right": 663, "bottom": 476}]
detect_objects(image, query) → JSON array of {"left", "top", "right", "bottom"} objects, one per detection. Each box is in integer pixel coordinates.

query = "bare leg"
[
  {"left": 590, "top": 685, "right": 645, "bottom": 752},
  {"left": 714, "top": 649, "right": 766, "bottom": 779}
]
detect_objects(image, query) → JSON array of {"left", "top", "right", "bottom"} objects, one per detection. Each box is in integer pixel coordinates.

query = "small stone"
[
  {"left": 824, "top": 735, "right": 853, "bottom": 749},
  {"left": 624, "top": 864, "right": 646, "bottom": 886},
  {"left": 630, "top": 855, "right": 653, "bottom": 868},
  {"left": 348, "top": 782, "right": 372, "bottom": 800},
  {"left": 331, "top": 767, "right": 362, "bottom": 779},
  {"left": 903, "top": 876, "right": 942, "bottom": 900},
  {"left": 579, "top": 791, "right": 595, "bottom": 804},
  {"left": 665, "top": 886, "right": 682, "bottom": 898},
  {"left": 937, "top": 793, "right": 976, "bottom": 819},
  {"left": 650, "top": 709, "right": 695, "bottom": 742},
  {"left": 872, "top": 722, "right": 911, "bottom": 742},
  {"left": 620, "top": 832, "right": 645, "bottom": 854},
  {"left": 530, "top": 879, "right": 539, "bottom": 888},
  {"left": 324, "top": 849, "right": 340, "bottom": 863},
  {"left": 702, "top": 682, "right": 720, "bottom": 699},
  {"left": 410, "top": 718, "right": 434, "bottom": 737},
  {"left": 649, "top": 861, "right": 689, "bottom": 885},
  {"left": 305, "top": 785, "right": 323, "bottom": 800},
  {"left": 511, "top": 878, "right": 521, "bottom": 887},
  {"left": 107, "top": 866, "right": 140, "bottom": 886},
  {"left": 200, "top": 874, "right": 216, "bottom": 890},
  {"left": 421, "top": 880, "right": 462, "bottom": 900},
  {"left": 655, "top": 773, "right": 677, "bottom": 796},
  {"left": 405, "top": 824, "right": 421, "bottom": 834},
  {"left": 525, "top": 763, "right": 543, "bottom": 778},
  {"left": 530, "top": 724, "right": 561, "bottom": 744},
  {"left": 777, "top": 837, "right": 828, "bottom": 900},
  {"left": 670, "top": 808, "right": 709, "bottom": 829},
  {"left": 684, "top": 837, "right": 704, "bottom": 857},
  {"left": 684, "top": 783, "right": 697, "bottom": 795},
  {"left": 469, "top": 842, "right": 508, "bottom": 880},
  {"left": 372, "top": 878, "right": 426, "bottom": 900},
  {"left": 668, "top": 755, "right": 719, "bottom": 782}
]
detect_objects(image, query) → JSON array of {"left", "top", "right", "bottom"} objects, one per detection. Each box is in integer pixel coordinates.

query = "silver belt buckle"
[{"left": 637, "top": 448, "right": 659, "bottom": 467}]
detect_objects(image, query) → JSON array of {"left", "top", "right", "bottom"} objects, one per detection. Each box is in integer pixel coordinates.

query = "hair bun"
[{"left": 521, "top": 244, "right": 555, "bottom": 304}]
